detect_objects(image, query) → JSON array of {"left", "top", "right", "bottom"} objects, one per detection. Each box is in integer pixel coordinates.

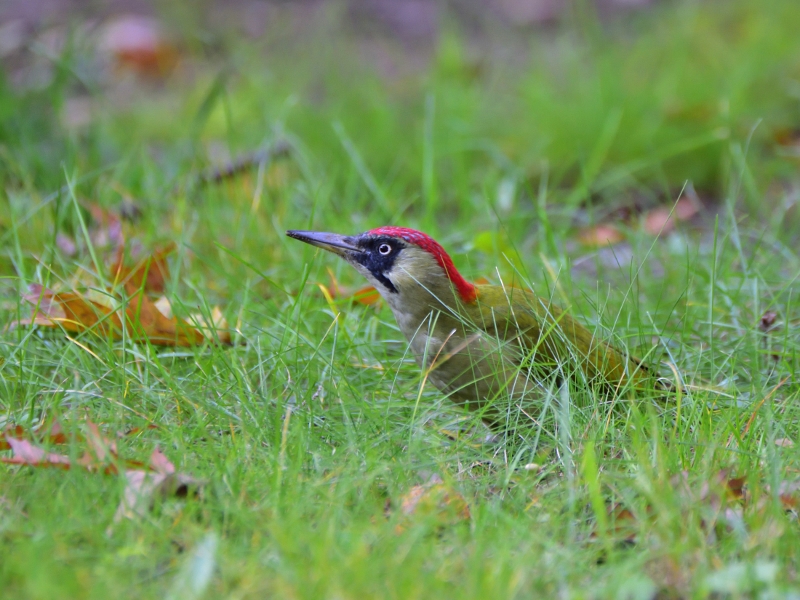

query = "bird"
[{"left": 287, "top": 226, "right": 666, "bottom": 433}]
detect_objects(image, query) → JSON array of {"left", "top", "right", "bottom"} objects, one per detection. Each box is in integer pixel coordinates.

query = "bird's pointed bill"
[{"left": 286, "top": 230, "right": 362, "bottom": 257}]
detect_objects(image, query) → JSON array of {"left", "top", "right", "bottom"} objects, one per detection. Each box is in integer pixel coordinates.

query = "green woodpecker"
[{"left": 287, "top": 227, "right": 664, "bottom": 431}]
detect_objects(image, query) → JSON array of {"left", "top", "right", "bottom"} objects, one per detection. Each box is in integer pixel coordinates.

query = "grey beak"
[{"left": 286, "top": 230, "right": 362, "bottom": 257}]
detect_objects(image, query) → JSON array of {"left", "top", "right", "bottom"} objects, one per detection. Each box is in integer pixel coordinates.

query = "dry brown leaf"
[
  {"left": 56, "top": 233, "right": 77, "bottom": 256},
  {"left": 351, "top": 286, "right": 382, "bottom": 306},
  {"left": 1, "top": 421, "right": 137, "bottom": 474},
  {"left": 112, "top": 242, "right": 175, "bottom": 295},
  {"left": 18, "top": 283, "right": 124, "bottom": 335},
  {"left": 606, "top": 503, "right": 639, "bottom": 543},
  {"left": 124, "top": 289, "right": 206, "bottom": 346},
  {"left": 394, "top": 475, "right": 470, "bottom": 532},
  {"left": 0, "top": 421, "right": 67, "bottom": 451},
  {"left": 577, "top": 224, "right": 624, "bottom": 248},
  {"left": 759, "top": 311, "right": 778, "bottom": 332},
  {"left": 111, "top": 447, "right": 203, "bottom": 526},
  {"left": 773, "top": 127, "right": 800, "bottom": 149},
  {"left": 642, "top": 197, "right": 699, "bottom": 235},
  {"left": 14, "top": 241, "right": 231, "bottom": 347},
  {"left": 189, "top": 306, "right": 233, "bottom": 345},
  {"left": 85, "top": 202, "right": 124, "bottom": 249},
  {"left": 2, "top": 422, "right": 201, "bottom": 531},
  {"left": 15, "top": 283, "right": 207, "bottom": 347},
  {"left": 1, "top": 437, "right": 73, "bottom": 469},
  {"left": 99, "top": 15, "right": 179, "bottom": 79},
  {"left": 319, "top": 269, "right": 383, "bottom": 308}
]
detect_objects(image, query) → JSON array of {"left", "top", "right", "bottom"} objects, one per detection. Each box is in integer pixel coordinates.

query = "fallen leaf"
[
  {"left": 0, "top": 421, "right": 67, "bottom": 451},
  {"left": 351, "top": 286, "right": 381, "bottom": 306},
  {"left": 18, "top": 283, "right": 124, "bottom": 335},
  {"left": 13, "top": 240, "right": 231, "bottom": 347},
  {"left": 111, "top": 447, "right": 204, "bottom": 525},
  {"left": 773, "top": 127, "right": 800, "bottom": 148},
  {"left": 607, "top": 503, "right": 639, "bottom": 543},
  {"left": 1, "top": 420, "right": 124, "bottom": 473},
  {"left": 124, "top": 289, "right": 206, "bottom": 346},
  {"left": 112, "top": 242, "right": 175, "bottom": 296},
  {"left": 776, "top": 480, "right": 800, "bottom": 511},
  {"left": 85, "top": 202, "right": 124, "bottom": 249},
  {"left": 15, "top": 271, "right": 214, "bottom": 348},
  {"left": 56, "top": 233, "right": 77, "bottom": 256},
  {"left": 577, "top": 224, "right": 624, "bottom": 248},
  {"left": 99, "top": 15, "right": 179, "bottom": 79},
  {"left": 1, "top": 437, "right": 72, "bottom": 469},
  {"left": 642, "top": 197, "right": 699, "bottom": 235},
  {"left": 2, "top": 422, "right": 202, "bottom": 531},
  {"left": 319, "top": 269, "right": 383, "bottom": 308},
  {"left": 189, "top": 306, "right": 233, "bottom": 345},
  {"left": 394, "top": 475, "right": 470, "bottom": 532},
  {"left": 16, "top": 283, "right": 204, "bottom": 346},
  {"left": 759, "top": 311, "right": 778, "bottom": 332}
]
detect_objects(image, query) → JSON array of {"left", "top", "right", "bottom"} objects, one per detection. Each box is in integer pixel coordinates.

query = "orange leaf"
[
  {"left": 351, "top": 285, "right": 382, "bottom": 306},
  {"left": 642, "top": 197, "right": 699, "bottom": 235},
  {"left": 110, "top": 447, "right": 203, "bottom": 527},
  {"left": 394, "top": 475, "right": 470, "bottom": 532},
  {"left": 0, "top": 421, "right": 67, "bottom": 451},
  {"left": 85, "top": 202, "right": 124, "bottom": 249},
  {"left": 124, "top": 289, "right": 206, "bottom": 347},
  {"left": 16, "top": 282, "right": 208, "bottom": 347},
  {"left": 19, "top": 284, "right": 123, "bottom": 336},
  {"left": 0, "top": 437, "right": 72, "bottom": 469},
  {"left": 112, "top": 242, "right": 175, "bottom": 295},
  {"left": 99, "top": 16, "right": 179, "bottom": 79},
  {"left": 577, "top": 224, "right": 624, "bottom": 248},
  {"left": 321, "top": 269, "right": 382, "bottom": 307}
]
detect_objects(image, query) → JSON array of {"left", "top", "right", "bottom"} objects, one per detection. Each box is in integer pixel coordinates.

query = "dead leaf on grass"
[
  {"left": 18, "top": 283, "right": 124, "bottom": 336},
  {"left": 112, "top": 242, "right": 174, "bottom": 295},
  {"left": 110, "top": 447, "right": 204, "bottom": 528},
  {"left": 577, "top": 224, "right": 625, "bottom": 248},
  {"left": 12, "top": 244, "right": 233, "bottom": 347},
  {"left": 85, "top": 202, "right": 124, "bottom": 249},
  {"left": 642, "top": 197, "right": 700, "bottom": 236},
  {"left": 1, "top": 421, "right": 202, "bottom": 532},
  {"left": 99, "top": 15, "right": 179, "bottom": 79},
  {"left": 393, "top": 474, "right": 470, "bottom": 533},
  {"left": 0, "top": 420, "right": 67, "bottom": 451},
  {"left": 1, "top": 437, "right": 73, "bottom": 469},
  {"left": 56, "top": 233, "right": 77, "bottom": 256},
  {"left": 592, "top": 470, "right": 750, "bottom": 545},
  {"left": 318, "top": 268, "right": 383, "bottom": 308},
  {"left": 759, "top": 311, "right": 778, "bottom": 332}
]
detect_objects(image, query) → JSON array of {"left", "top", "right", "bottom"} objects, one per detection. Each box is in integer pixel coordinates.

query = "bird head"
[{"left": 286, "top": 227, "right": 477, "bottom": 315}]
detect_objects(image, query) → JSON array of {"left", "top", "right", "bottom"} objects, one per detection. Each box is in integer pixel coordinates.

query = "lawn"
[{"left": 2, "top": 0, "right": 800, "bottom": 597}]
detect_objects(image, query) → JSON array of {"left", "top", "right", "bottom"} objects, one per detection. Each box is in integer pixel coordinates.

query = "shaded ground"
[{"left": 2, "top": 0, "right": 659, "bottom": 34}]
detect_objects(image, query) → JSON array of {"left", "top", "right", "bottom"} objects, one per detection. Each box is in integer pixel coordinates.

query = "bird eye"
[{"left": 378, "top": 243, "right": 392, "bottom": 255}]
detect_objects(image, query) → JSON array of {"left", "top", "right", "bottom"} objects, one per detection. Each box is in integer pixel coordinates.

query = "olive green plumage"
[{"left": 287, "top": 227, "right": 664, "bottom": 431}]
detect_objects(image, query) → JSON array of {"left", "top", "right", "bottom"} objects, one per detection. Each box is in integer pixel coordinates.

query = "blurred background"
[{"left": 1, "top": 0, "right": 799, "bottom": 269}]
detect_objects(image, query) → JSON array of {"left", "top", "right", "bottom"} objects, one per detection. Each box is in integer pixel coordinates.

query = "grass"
[{"left": 2, "top": 0, "right": 800, "bottom": 597}]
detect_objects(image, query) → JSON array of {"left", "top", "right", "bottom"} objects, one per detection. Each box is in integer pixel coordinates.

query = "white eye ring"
[{"left": 378, "top": 243, "right": 392, "bottom": 255}]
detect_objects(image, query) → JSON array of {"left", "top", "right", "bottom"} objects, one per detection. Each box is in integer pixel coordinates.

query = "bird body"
[{"left": 287, "top": 227, "right": 660, "bottom": 430}]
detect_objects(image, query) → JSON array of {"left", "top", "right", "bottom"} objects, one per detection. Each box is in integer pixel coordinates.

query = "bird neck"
[{"left": 384, "top": 276, "right": 475, "bottom": 342}]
